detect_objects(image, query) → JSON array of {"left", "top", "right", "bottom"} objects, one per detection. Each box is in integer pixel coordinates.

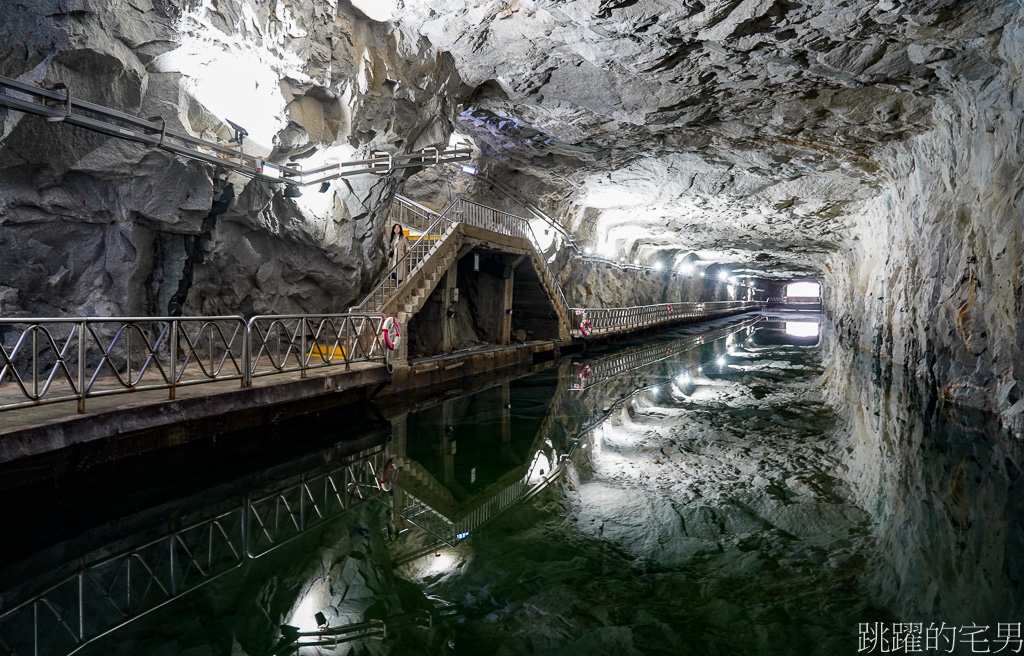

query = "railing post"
[
  {"left": 300, "top": 318, "right": 307, "bottom": 379},
  {"left": 77, "top": 321, "right": 86, "bottom": 414},
  {"left": 31, "top": 325, "right": 38, "bottom": 400},
  {"left": 169, "top": 320, "right": 177, "bottom": 400},
  {"left": 242, "top": 321, "right": 252, "bottom": 388},
  {"left": 126, "top": 324, "right": 133, "bottom": 386}
]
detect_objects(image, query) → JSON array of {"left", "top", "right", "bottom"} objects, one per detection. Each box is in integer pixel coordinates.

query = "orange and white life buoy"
[
  {"left": 667, "top": 304, "right": 674, "bottom": 315},
  {"left": 579, "top": 317, "right": 592, "bottom": 336},
  {"left": 578, "top": 365, "right": 592, "bottom": 380},
  {"left": 381, "top": 316, "right": 401, "bottom": 350}
]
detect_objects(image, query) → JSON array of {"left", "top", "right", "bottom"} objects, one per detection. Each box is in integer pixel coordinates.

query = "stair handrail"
[
  {"left": 351, "top": 196, "right": 461, "bottom": 312},
  {"left": 464, "top": 169, "right": 576, "bottom": 245}
]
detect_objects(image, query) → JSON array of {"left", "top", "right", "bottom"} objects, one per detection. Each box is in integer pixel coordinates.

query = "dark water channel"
[{"left": 0, "top": 313, "right": 1021, "bottom": 656}]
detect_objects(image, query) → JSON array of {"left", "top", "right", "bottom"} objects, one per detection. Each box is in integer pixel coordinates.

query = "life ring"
[
  {"left": 578, "top": 365, "right": 591, "bottom": 380},
  {"left": 379, "top": 458, "right": 398, "bottom": 491},
  {"left": 381, "top": 317, "right": 401, "bottom": 350},
  {"left": 667, "top": 305, "right": 674, "bottom": 315},
  {"left": 579, "top": 319, "right": 592, "bottom": 336}
]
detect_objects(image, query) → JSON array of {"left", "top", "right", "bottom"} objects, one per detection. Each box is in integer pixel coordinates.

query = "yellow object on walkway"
[{"left": 311, "top": 345, "right": 347, "bottom": 360}]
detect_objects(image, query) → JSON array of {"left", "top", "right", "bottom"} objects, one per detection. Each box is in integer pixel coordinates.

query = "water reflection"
[{"left": 0, "top": 313, "right": 1020, "bottom": 655}]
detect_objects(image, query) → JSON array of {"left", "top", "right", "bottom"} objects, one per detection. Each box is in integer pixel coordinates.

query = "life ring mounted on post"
[
  {"left": 578, "top": 310, "right": 592, "bottom": 336},
  {"left": 381, "top": 316, "right": 401, "bottom": 350},
  {"left": 578, "top": 365, "right": 592, "bottom": 381}
]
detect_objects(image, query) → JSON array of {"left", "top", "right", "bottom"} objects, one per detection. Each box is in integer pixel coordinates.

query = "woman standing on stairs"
[{"left": 388, "top": 223, "right": 410, "bottom": 283}]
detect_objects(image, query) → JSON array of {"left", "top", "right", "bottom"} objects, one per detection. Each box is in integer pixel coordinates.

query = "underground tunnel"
[{"left": 0, "top": 1, "right": 1022, "bottom": 655}]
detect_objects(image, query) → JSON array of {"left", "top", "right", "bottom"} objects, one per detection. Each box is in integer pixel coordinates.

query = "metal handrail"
[
  {"left": 0, "top": 312, "right": 388, "bottom": 413},
  {"left": 569, "top": 318, "right": 760, "bottom": 390},
  {"left": 570, "top": 301, "right": 764, "bottom": 337},
  {"left": 246, "top": 313, "right": 387, "bottom": 381},
  {"left": 351, "top": 197, "right": 461, "bottom": 312}
]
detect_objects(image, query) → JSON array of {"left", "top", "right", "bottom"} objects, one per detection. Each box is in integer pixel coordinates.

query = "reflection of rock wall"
[
  {"left": 825, "top": 343, "right": 1024, "bottom": 625},
  {"left": 827, "top": 28, "right": 1024, "bottom": 434},
  {"left": 0, "top": 0, "right": 461, "bottom": 317}
]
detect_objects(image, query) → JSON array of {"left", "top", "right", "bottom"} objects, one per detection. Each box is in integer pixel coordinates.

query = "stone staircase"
[{"left": 353, "top": 195, "right": 571, "bottom": 339}]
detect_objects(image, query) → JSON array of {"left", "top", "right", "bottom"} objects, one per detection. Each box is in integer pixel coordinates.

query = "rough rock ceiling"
[{"left": 387, "top": 0, "right": 1012, "bottom": 278}]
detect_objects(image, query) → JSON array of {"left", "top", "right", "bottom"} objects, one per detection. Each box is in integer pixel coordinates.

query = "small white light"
[
  {"left": 719, "top": 271, "right": 730, "bottom": 282},
  {"left": 651, "top": 385, "right": 661, "bottom": 394},
  {"left": 461, "top": 165, "right": 477, "bottom": 175},
  {"left": 679, "top": 263, "right": 694, "bottom": 275},
  {"left": 633, "top": 259, "right": 640, "bottom": 265},
  {"left": 717, "top": 356, "right": 726, "bottom": 366},
  {"left": 699, "top": 271, "right": 706, "bottom": 278},
  {"left": 584, "top": 246, "right": 592, "bottom": 254},
  {"left": 654, "top": 262, "right": 664, "bottom": 271}
]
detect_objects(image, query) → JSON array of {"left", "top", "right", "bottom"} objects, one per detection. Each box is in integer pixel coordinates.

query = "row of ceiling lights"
[{"left": 581, "top": 247, "right": 755, "bottom": 286}]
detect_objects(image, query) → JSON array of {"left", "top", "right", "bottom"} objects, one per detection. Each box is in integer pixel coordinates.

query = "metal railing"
[
  {"left": 571, "top": 301, "right": 763, "bottom": 337},
  {"left": 569, "top": 318, "right": 760, "bottom": 391},
  {"left": 246, "top": 313, "right": 387, "bottom": 381},
  {"left": 0, "top": 446, "right": 390, "bottom": 656},
  {"left": 275, "top": 604, "right": 460, "bottom": 654},
  {"left": 352, "top": 197, "right": 460, "bottom": 313},
  {"left": 0, "top": 313, "right": 388, "bottom": 413}
]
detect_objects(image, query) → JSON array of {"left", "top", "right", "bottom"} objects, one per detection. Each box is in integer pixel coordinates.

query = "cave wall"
[
  {"left": 563, "top": 262, "right": 745, "bottom": 309},
  {"left": 0, "top": 0, "right": 461, "bottom": 317},
  {"left": 829, "top": 21, "right": 1024, "bottom": 435}
]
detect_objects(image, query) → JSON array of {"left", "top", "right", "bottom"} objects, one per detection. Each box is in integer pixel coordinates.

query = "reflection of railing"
[
  {"left": 0, "top": 313, "right": 388, "bottom": 413},
  {"left": 571, "top": 301, "right": 763, "bottom": 337},
  {"left": 570, "top": 319, "right": 759, "bottom": 391},
  {"left": 275, "top": 604, "right": 460, "bottom": 654},
  {"left": 0, "top": 447, "right": 390, "bottom": 656}
]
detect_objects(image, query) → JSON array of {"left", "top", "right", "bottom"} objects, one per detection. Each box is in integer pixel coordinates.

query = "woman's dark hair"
[{"left": 389, "top": 223, "right": 403, "bottom": 244}]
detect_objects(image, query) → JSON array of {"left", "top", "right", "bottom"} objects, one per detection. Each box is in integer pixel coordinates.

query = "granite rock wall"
[{"left": 828, "top": 22, "right": 1024, "bottom": 434}]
